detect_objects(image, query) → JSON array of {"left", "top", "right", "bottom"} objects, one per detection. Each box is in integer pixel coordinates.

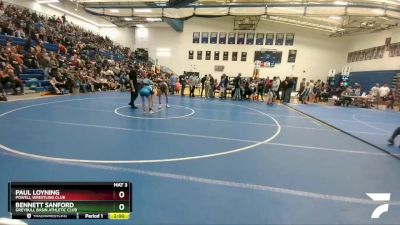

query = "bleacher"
[
  {"left": 86, "top": 50, "right": 125, "bottom": 62},
  {"left": 0, "top": 35, "right": 59, "bottom": 53},
  {"left": 0, "top": 35, "right": 125, "bottom": 61},
  {"left": 0, "top": 34, "right": 126, "bottom": 95},
  {"left": 18, "top": 69, "right": 51, "bottom": 93}
]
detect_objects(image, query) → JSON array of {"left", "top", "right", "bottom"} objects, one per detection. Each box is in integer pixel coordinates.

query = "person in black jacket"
[
  {"left": 200, "top": 74, "right": 207, "bottom": 97},
  {"left": 284, "top": 77, "right": 294, "bottom": 103},
  {"left": 179, "top": 75, "right": 187, "bottom": 96},
  {"left": 128, "top": 65, "right": 139, "bottom": 109}
]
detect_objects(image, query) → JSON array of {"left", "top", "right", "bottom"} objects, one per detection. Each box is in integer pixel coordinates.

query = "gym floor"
[{"left": 0, "top": 92, "right": 399, "bottom": 225}]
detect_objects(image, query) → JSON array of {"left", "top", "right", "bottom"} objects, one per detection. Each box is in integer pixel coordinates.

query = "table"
[{"left": 350, "top": 95, "right": 374, "bottom": 108}]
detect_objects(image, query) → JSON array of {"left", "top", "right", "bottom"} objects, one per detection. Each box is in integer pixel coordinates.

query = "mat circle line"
[
  {"left": 0, "top": 97, "right": 281, "bottom": 164},
  {"left": 114, "top": 105, "right": 195, "bottom": 120}
]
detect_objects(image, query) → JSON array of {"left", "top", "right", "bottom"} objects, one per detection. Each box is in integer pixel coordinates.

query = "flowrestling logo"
[{"left": 366, "top": 193, "right": 391, "bottom": 219}]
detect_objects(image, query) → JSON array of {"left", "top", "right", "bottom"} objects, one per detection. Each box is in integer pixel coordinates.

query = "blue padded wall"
[{"left": 348, "top": 70, "right": 399, "bottom": 93}]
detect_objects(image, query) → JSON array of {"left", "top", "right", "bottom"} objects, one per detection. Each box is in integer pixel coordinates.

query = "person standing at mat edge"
[
  {"left": 388, "top": 127, "right": 400, "bottom": 148},
  {"left": 128, "top": 64, "right": 139, "bottom": 109}
]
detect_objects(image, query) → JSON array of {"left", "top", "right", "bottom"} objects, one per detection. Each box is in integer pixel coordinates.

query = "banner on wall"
[
  {"left": 265, "top": 33, "right": 274, "bottom": 45},
  {"left": 206, "top": 51, "right": 211, "bottom": 60},
  {"left": 360, "top": 50, "right": 366, "bottom": 61},
  {"left": 389, "top": 44, "right": 396, "bottom": 57},
  {"left": 197, "top": 50, "right": 202, "bottom": 60},
  {"left": 246, "top": 33, "right": 255, "bottom": 45},
  {"left": 353, "top": 51, "right": 359, "bottom": 61},
  {"left": 342, "top": 66, "right": 351, "bottom": 75},
  {"left": 215, "top": 65, "right": 224, "bottom": 72},
  {"left": 228, "top": 32, "right": 236, "bottom": 44},
  {"left": 397, "top": 43, "right": 400, "bottom": 56},
  {"left": 237, "top": 33, "right": 245, "bottom": 44},
  {"left": 256, "top": 33, "right": 264, "bottom": 45},
  {"left": 219, "top": 32, "right": 227, "bottom": 44},
  {"left": 367, "top": 48, "right": 373, "bottom": 60},
  {"left": 214, "top": 51, "right": 220, "bottom": 60},
  {"left": 188, "top": 50, "right": 194, "bottom": 60},
  {"left": 357, "top": 50, "right": 363, "bottom": 61},
  {"left": 232, "top": 52, "right": 238, "bottom": 61},
  {"left": 373, "top": 48, "right": 379, "bottom": 59},
  {"left": 223, "top": 51, "right": 229, "bottom": 61},
  {"left": 360, "top": 50, "right": 364, "bottom": 61},
  {"left": 287, "top": 49, "right": 297, "bottom": 63},
  {"left": 241, "top": 52, "right": 247, "bottom": 61},
  {"left": 378, "top": 46, "right": 384, "bottom": 58},
  {"left": 385, "top": 37, "right": 391, "bottom": 49},
  {"left": 201, "top": 32, "right": 209, "bottom": 44},
  {"left": 275, "top": 33, "right": 284, "bottom": 45},
  {"left": 352, "top": 51, "right": 358, "bottom": 61},
  {"left": 351, "top": 52, "right": 356, "bottom": 62},
  {"left": 285, "top": 33, "right": 295, "bottom": 45},
  {"left": 389, "top": 43, "right": 400, "bottom": 57},
  {"left": 193, "top": 32, "right": 200, "bottom": 43},
  {"left": 210, "top": 32, "right": 218, "bottom": 44},
  {"left": 347, "top": 52, "right": 352, "bottom": 63},
  {"left": 364, "top": 49, "right": 370, "bottom": 60},
  {"left": 363, "top": 49, "right": 369, "bottom": 60}
]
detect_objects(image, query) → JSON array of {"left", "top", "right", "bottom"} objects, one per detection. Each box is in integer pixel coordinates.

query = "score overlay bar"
[{"left": 8, "top": 182, "right": 132, "bottom": 220}]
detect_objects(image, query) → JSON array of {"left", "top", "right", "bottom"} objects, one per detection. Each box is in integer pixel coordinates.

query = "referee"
[
  {"left": 128, "top": 64, "right": 139, "bottom": 109},
  {"left": 388, "top": 126, "right": 400, "bottom": 148}
]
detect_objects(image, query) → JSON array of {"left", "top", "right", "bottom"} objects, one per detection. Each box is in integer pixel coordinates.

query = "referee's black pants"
[
  {"left": 129, "top": 86, "right": 138, "bottom": 107},
  {"left": 390, "top": 127, "right": 400, "bottom": 142}
]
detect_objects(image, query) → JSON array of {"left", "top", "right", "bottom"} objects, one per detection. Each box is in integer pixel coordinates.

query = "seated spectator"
[
  {"left": 379, "top": 83, "right": 390, "bottom": 100},
  {"left": 354, "top": 83, "right": 362, "bottom": 96},
  {"left": 387, "top": 88, "right": 396, "bottom": 110},
  {"left": 340, "top": 87, "right": 353, "bottom": 107},
  {"left": 2, "top": 68, "right": 23, "bottom": 95},
  {"left": 0, "top": 71, "right": 7, "bottom": 101},
  {"left": 49, "top": 75, "right": 65, "bottom": 95},
  {"left": 370, "top": 83, "right": 380, "bottom": 98},
  {"left": 300, "top": 82, "right": 311, "bottom": 104}
]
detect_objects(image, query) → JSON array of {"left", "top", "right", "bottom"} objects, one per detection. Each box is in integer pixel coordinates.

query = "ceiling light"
[
  {"left": 372, "top": 9, "right": 384, "bottom": 15},
  {"left": 124, "top": 18, "right": 133, "bottom": 21},
  {"left": 136, "top": 24, "right": 144, "bottom": 28},
  {"left": 329, "top": 16, "right": 342, "bottom": 20},
  {"left": 109, "top": 9, "right": 119, "bottom": 13},
  {"left": 157, "top": 48, "right": 171, "bottom": 52},
  {"left": 48, "top": 4, "right": 116, "bottom": 27},
  {"left": 334, "top": 1, "right": 348, "bottom": 5},
  {"left": 146, "top": 18, "right": 162, "bottom": 22},
  {"left": 157, "top": 51, "right": 171, "bottom": 57},
  {"left": 37, "top": 0, "right": 59, "bottom": 3},
  {"left": 134, "top": 9, "right": 152, "bottom": 13}
]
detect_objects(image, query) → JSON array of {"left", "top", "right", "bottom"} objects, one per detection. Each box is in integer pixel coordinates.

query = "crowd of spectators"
[
  {"left": 172, "top": 72, "right": 397, "bottom": 111},
  {"left": 0, "top": 0, "right": 326, "bottom": 107},
  {"left": 0, "top": 1, "right": 397, "bottom": 112},
  {"left": 0, "top": 1, "right": 149, "bottom": 101},
  {"left": 171, "top": 73, "right": 298, "bottom": 105}
]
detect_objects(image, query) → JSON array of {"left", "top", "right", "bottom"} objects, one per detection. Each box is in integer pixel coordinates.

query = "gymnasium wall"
[
  {"left": 99, "top": 27, "right": 135, "bottom": 49},
  {"left": 5, "top": 0, "right": 135, "bottom": 49},
  {"left": 342, "top": 28, "right": 400, "bottom": 72},
  {"left": 134, "top": 16, "right": 347, "bottom": 82}
]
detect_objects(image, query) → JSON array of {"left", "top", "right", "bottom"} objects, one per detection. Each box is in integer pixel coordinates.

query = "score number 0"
[{"left": 118, "top": 191, "right": 126, "bottom": 211}]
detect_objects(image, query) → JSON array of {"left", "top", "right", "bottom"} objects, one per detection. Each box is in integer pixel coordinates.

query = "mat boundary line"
[{"left": 285, "top": 104, "right": 400, "bottom": 161}]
